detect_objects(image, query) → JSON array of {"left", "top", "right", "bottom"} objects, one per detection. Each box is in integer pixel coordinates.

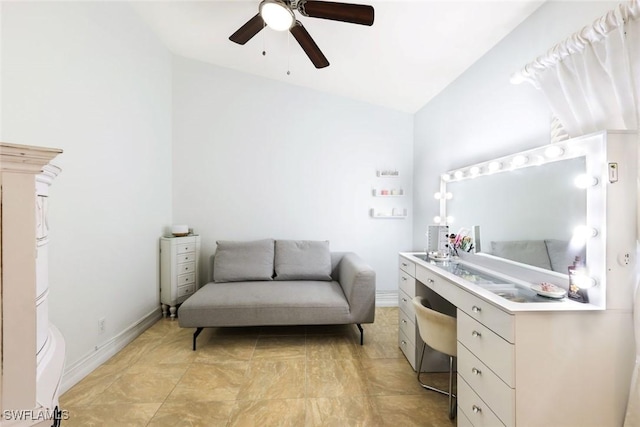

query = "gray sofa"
[{"left": 178, "top": 239, "right": 376, "bottom": 350}]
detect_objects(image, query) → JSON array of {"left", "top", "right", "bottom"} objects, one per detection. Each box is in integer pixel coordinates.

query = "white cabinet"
[
  {"left": 1, "top": 143, "right": 65, "bottom": 426},
  {"left": 397, "top": 257, "right": 419, "bottom": 368},
  {"left": 160, "top": 235, "right": 201, "bottom": 319}
]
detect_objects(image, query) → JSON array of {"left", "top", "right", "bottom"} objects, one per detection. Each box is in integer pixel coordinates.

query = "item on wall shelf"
[
  {"left": 376, "top": 169, "right": 399, "bottom": 177},
  {"left": 372, "top": 188, "right": 404, "bottom": 197},
  {"left": 370, "top": 208, "right": 407, "bottom": 219},
  {"left": 567, "top": 256, "right": 589, "bottom": 303}
]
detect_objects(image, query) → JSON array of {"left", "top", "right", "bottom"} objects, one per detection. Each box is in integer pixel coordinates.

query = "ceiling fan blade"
[
  {"left": 299, "top": 1, "right": 374, "bottom": 26},
  {"left": 229, "top": 13, "right": 265, "bottom": 45},
  {"left": 290, "top": 22, "right": 330, "bottom": 69}
]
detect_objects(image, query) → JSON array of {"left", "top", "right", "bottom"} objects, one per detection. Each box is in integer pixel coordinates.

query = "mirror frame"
[{"left": 437, "top": 131, "right": 609, "bottom": 306}]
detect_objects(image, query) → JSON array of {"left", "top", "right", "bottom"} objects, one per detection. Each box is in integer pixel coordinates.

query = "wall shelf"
[
  {"left": 372, "top": 188, "right": 404, "bottom": 197},
  {"left": 376, "top": 169, "right": 400, "bottom": 178},
  {"left": 370, "top": 208, "right": 407, "bottom": 219}
]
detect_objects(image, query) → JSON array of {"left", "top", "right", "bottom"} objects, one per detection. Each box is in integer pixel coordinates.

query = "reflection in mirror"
[{"left": 445, "top": 156, "right": 587, "bottom": 274}]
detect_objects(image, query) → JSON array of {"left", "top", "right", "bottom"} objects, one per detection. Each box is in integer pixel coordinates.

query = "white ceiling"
[{"left": 132, "top": 0, "right": 545, "bottom": 113}]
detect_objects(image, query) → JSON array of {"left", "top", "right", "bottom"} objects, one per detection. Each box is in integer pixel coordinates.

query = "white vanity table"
[{"left": 399, "top": 130, "right": 637, "bottom": 426}]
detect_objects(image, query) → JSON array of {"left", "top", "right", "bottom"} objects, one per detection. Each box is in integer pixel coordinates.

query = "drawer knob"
[
  {"left": 472, "top": 367, "right": 482, "bottom": 376},
  {"left": 472, "top": 330, "right": 482, "bottom": 338},
  {"left": 402, "top": 298, "right": 408, "bottom": 302},
  {"left": 472, "top": 405, "right": 482, "bottom": 414},
  {"left": 402, "top": 277, "right": 407, "bottom": 281},
  {"left": 401, "top": 340, "right": 407, "bottom": 346},
  {"left": 427, "top": 278, "right": 434, "bottom": 284},
  {"left": 401, "top": 319, "right": 407, "bottom": 324},
  {"left": 472, "top": 305, "right": 482, "bottom": 313},
  {"left": 402, "top": 263, "right": 408, "bottom": 267}
]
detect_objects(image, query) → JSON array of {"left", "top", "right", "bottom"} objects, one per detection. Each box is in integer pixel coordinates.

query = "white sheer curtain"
[{"left": 512, "top": 1, "right": 640, "bottom": 425}]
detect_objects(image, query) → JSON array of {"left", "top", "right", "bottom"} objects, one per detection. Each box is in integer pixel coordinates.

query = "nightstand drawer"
[
  {"left": 177, "top": 243, "right": 196, "bottom": 254},
  {"left": 399, "top": 257, "right": 415, "bottom": 276},
  {"left": 177, "top": 261, "right": 195, "bottom": 274},
  {"left": 458, "top": 342, "right": 514, "bottom": 426},
  {"left": 177, "top": 273, "right": 195, "bottom": 286},
  {"left": 399, "top": 270, "right": 415, "bottom": 296},
  {"left": 458, "top": 310, "right": 514, "bottom": 387},
  {"left": 177, "top": 253, "right": 196, "bottom": 263},
  {"left": 178, "top": 283, "right": 195, "bottom": 298}
]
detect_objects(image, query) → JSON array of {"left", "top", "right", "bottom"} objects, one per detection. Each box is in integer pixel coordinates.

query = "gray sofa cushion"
[
  {"left": 178, "top": 280, "right": 350, "bottom": 327},
  {"left": 545, "top": 239, "right": 586, "bottom": 273},
  {"left": 213, "top": 239, "right": 275, "bottom": 282},
  {"left": 274, "top": 240, "right": 332, "bottom": 281},
  {"left": 491, "top": 240, "right": 552, "bottom": 270}
]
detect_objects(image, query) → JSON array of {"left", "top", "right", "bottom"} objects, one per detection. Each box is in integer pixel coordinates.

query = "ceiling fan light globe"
[{"left": 260, "top": 0, "right": 295, "bottom": 31}]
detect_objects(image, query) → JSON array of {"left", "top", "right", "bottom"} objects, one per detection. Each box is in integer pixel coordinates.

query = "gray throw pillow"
[
  {"left": 491, "top": 240, "right": 552, "bottom": 270},
  {"left": 213, "top": 239, "right": 275, "bottom": 282},
  {"left": 545, "top": 239, "right": 586, "bottom": 273},
  {"left": 274, "top": 240, "right": 332, "bottom": 281}
]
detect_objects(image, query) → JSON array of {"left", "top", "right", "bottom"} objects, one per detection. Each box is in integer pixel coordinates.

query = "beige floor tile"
[
  {"left": 102, "top": 336, "right": 161, "bottom": 368},
  {"left": 306, "top": 359, "right": 368, "bottom": 398},
  {"left": 93, "top": 365, "right": 188, "bottom": 404},
  {"left": 305, "top": 396, "right": 381, "bottom": 427},
  {"left": 60, "top": 364, "right": 124, "bottom": 407},
  {"left": 357, "top": 332, "right": 405, "bottom": 360},
  {"left": 167, "top": 362, "right": 248, "bottom": 402},
  {"left": 372, "top": 394, "right": 456, "bottom": 427},
  {"left": 305, "top": 334, "right": 360, "bottom": 360},
  {"left": 361, "top": 358, "right": 425, "bottom": 396},
  {"left": 252, "top": 336, "right": 306, "bottom": 360},
  {"left": 62, "top": 403, "right": 160, "bottom": 427},
  {"left": 194, "top": 335, "right": 258, "bottom": 363},
  {"left": 147, "top": 400, "right": 235, "bottom": 427},
  {"left": 238, "top": 359, "right": 306, "bottom": 400},
  {"left": 228, "top": 398, "right": 306, "bottom": 427}
]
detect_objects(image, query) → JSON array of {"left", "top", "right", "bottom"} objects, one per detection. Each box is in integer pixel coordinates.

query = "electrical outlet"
[
  {"left": 98, "top": 317, "right": 106, "bottom": 334},
  {"left": 618, "top": 252, "right": 631, "bottom": 266}
]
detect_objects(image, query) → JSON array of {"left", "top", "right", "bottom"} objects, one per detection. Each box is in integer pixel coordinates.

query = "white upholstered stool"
[{"left": 412, "top": 296, "right": 457, "bottom": 419}]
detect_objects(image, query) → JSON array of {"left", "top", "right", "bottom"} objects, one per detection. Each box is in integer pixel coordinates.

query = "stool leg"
[{"left": 448, "top": 355, "right": 456, "bottom": 419}]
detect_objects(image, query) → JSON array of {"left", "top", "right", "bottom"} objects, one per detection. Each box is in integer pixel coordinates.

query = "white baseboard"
[
  {"left": 376, "top": 290, "right": 398, "bottom": 307},
  {"left": 59, "top": 308, "right": 161, "bottom": 394}
]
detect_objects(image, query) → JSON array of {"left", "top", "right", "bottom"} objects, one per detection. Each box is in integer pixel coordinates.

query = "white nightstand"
[{"left": 160, "top": 235, "right": 201, "bottom": 319}]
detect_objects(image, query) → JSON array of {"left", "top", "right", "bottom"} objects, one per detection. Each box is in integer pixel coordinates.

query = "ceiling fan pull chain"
[{"left": 287, "top": 30, "right": 291, "bottom": 75}]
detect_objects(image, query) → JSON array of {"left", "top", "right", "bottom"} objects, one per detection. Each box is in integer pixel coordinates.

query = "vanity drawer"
[
  {"left": 177, "top": 272, "right": 195, "bottom": 286},
  {"left": 399, "top": 257, "right": 416, "bottom": 277},
  {"left": 398, "top": 329, "right": 416, "bottom": 368},
  {"left": 457, "top": 405, "right": 474, "bottom": 427},
  {"left": 458, "top": 342, "right": 514, "bottom": 426},
  {"left": 398, "top": 289, "right": 415, "bottom": 319},
  {"left": 458, "top": 375, "right": 506, "bottom": 427},
  {"left": 399, "top": 270, "right": 416, "bottom": 296},
  {"left": 458, "top": 310, "right": 515, "bottom": 387},
  {"left": 457, "top": 291, "right": 514, "bottom": 343},
  {"left": 398, "top": 310, "right": 416, "bottom": 343},
  {"left": 177, "top": 243, "right": 196, "bottom": 254}
]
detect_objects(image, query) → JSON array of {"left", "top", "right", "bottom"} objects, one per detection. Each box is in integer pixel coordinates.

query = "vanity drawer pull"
[
  {"left": 472, "top": 330, "right": 482, "bottom": 338},
  {"left": 401, "top": 340, "right": 407, "bottom": 346},
  {"left": 472, "top": 367, "right": 482, "bottom": 376},
  {"left": 427, "top": 278, "right": 435, "bottom": 284},
  {"left": 401, "top": 276, "right": 407, "bottom": 281},
  {"left": 472, "top": 305, "right": 482, "bottom": 313},
  {"left": 402, "top": 262, "right": 408, "bottom": 267},
  {"left": 401, "top": 319, "right": 407, "bottom": 324},
  {"left": 402, "top": 298, "right": 408, "bottom": 302},
  {"left": 472, "top": 405, "right": 482, "bottom": 414}
]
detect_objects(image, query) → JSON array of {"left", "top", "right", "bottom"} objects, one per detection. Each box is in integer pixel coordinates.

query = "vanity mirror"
[{"left": 434, "top": 130, "right": 627, "bottom": 307}]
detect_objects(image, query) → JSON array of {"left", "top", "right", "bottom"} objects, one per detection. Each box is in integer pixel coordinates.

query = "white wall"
[
  {"left": 412, "top": 1, "right": 618, "bottom": 249},
  {"left": 172, "top": 56, "right": 413, "bottom": 292},
  {"left": 1, "top": 2, "right": 172, "bottom": 373}
]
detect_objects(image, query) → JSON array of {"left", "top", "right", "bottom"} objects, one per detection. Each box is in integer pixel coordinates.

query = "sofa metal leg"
[
  {"left": 193, "top": 327, "right": 203, "bottom": 351},
  {"left": 357, "top": 323, "right": 364, "bottom": 345}
]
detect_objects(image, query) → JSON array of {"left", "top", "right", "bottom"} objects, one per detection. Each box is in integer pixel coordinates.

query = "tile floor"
[{"left": 60, "top": 307, "right": 456, "bottom": 426}]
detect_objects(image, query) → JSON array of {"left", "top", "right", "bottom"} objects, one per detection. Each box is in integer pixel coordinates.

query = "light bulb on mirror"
[
  {"left": 454, "top": 170, "right": 464, "bottom": 180},
  {"left": 573, "top": 225, "right": 598, "bottom": 240},
  {"left": 441, "top": 173, "right": 451, "bottom": 182},
  {"left": 433, "top": 216, "right": 442, "bottom": 224},
  {"left": 544, "top": 145, "right": 565, "bottom": 159},
  {"left": 469, "top": 166, "right": 481, "bottom": 177},
  {"left": 511, "top": 155, "right": 529, "bottom": 167},
  {"left": 487, "top": 161, "right": 502, "bottom": 173},
  {"left": 574, "top": 174, "right": 598, "bottom": 188}
]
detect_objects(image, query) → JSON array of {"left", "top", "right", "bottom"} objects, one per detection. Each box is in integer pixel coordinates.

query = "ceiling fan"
[{"left": 229, "top": 0, "right": 375, "bottom": 69}]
